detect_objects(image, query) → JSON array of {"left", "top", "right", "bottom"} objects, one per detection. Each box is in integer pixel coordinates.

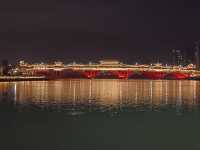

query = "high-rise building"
[
  {"left": 1, "top": 60, "right": 9, "bottom": 75},
  {"left": 184, "top": 48, "right": 195, "bottom": 64},
  {"left": 171, "top": 49, "right": 184, "bottom": 66}
]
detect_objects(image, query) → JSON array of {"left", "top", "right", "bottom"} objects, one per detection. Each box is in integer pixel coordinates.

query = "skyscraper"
[{"left": 171, "top": 49, "right": 184, "bottom": 66}]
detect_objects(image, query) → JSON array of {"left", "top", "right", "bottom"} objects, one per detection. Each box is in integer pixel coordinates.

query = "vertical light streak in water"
[
  {"left": 119, "top": 80, "right": 122, "bottom": 110},
  {"left": 14, "top": 82, "right": 17, "bottom": 104},
  {"left": 150, "top": 80, "right": 153, "bottom": 105},
  {"left": 69, "top": 79, "right": 72, "bottom": 89},
  {"left": 73, "top": 81, "right": 76, "bottom": 107},
  {"left": 176, "top": 81, "right": 182, "bottom": 114},
  {"left": 101, "top": 80, "right": 104, "bottom": 101},
  {"left": 135, "top": 81, "right": 138, "bottom": 104},
  {"left": 193, "top": 81, "right": 197, "bottom": 105},
  {"left": 165, "top": 81, "right": 168, "bottom": 104},
  {"left": 89, "top": 79, "right": 92, "bottom": 104},
  {"left": 160, "top": 81, "right": 163, "bottom": 104},
  {"left": 39, "top": 82, "right": 42, "bottom": 104},
  {"left": 119, "top": 81, "right": 121, "bottom": 102}
]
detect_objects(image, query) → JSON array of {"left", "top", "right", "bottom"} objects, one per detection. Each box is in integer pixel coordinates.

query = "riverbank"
[
  {"left": 0, "top": 76, "right": 200, "bottom": 82},
  {"left": 0, "top": 76, "right": 48, "bottom": 82}
]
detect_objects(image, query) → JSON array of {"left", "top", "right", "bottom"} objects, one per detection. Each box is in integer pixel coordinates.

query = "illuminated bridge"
[{"left": 14, "top": 59, "right": 200, "bottom": 80}]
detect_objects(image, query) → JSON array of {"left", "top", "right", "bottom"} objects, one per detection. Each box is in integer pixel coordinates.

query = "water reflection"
[{"left": 0, "top": 79, "right": 200, "bottom": 113}]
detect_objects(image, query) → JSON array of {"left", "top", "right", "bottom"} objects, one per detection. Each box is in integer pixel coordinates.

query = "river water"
[{"left": 0, "top": 79, "right": 200, "bottom": 150}]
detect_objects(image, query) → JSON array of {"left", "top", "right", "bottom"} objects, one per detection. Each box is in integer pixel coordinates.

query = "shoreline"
[
  {"left": 0, "top": 76, "right": 48, "bottom": 82},
  {"left": 0, "top": 76, "right": 200, "bottom": 82}
]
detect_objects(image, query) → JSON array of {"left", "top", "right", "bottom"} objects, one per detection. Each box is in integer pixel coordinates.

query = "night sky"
[{"left": 0, "top": 0, "right": 200, "bottom": 64}]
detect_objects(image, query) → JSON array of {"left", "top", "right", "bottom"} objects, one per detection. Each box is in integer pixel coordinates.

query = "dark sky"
[{"left": 0, "top": 0, "right": 200, "bottom": 64}]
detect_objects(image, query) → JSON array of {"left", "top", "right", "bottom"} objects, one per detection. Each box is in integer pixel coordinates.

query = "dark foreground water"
[{"left": 0, "top": 79, "right": 200, "bottom": 150}]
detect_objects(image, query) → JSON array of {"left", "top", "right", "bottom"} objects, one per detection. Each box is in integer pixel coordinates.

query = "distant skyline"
[{"left": 0, "top": 0, "right": 200, "bottom": 63}]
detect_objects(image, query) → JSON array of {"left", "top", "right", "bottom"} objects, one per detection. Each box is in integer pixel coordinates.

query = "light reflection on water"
[{"left": 0, "top": 79, "right": 200, "bottom": 113}]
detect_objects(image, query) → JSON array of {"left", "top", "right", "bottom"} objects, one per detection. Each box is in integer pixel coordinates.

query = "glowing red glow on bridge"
[
  {"left": 82, "top": 71, "right": 99, "bottom": 79},
  {"left": 14, "top": 59, "right": 200, "bottom": 80},
  {"left": 141, "top": 71, "right": 167, "bottom": 79}
]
